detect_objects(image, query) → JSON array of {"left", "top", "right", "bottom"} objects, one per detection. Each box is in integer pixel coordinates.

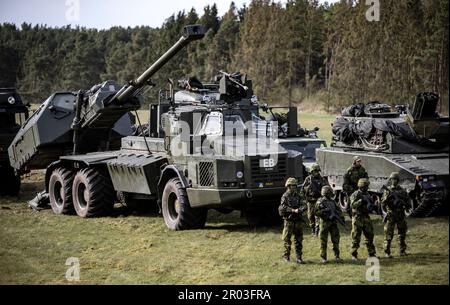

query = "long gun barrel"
[
  {"left": 112, "top": 25, "right": 205, "bottom": 103},
  {"left": 8, "top": 25, "right": 205, "bottom": 174}
]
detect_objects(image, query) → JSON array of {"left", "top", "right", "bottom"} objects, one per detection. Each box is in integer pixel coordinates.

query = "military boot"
[
  {"left": 296, "top": 257, "right": 304, "bottom": 265},
  {"left": 311, "top": 227, "right": 316, "bottom": 236},
  {"left": 283, "top": 255, "right": 290, "bottom": 262},
  {"left": 400, "top": 251, "right": 408, "bottom": 257}
]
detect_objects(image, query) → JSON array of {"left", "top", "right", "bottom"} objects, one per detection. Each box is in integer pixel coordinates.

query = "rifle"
[
  {"left": 361, "top": 193, "right": 378, "bottom": 214},
  {"left": 319, "top": 203, "right": 346, "bottom": 226},
  {"left": 380, "top": 185, "right": 409, "bottom": 222}
]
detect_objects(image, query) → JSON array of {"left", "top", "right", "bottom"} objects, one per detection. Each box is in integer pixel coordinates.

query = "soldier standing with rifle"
[
  {"left": 343, "top": 156, "right": 369, "bottom": 197},
  {"left": 381, "top": 172, "right": 410, "bottom": 258},
  {"left": 279, "top": 178, "right": 307, "bottom": 264},
  {"left": 349, "top": 178, "right": 377, "bottom": 260},
  {"left": 301, "top": 164, "right": 330, "bottom": 236},
  {"left": 315, "top": 186, "right": 344, "bottom": 264}
]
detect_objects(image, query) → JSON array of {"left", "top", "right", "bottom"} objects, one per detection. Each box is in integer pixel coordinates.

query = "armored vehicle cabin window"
[
  {"left": 224, "top": 115, "right": 247, "bottom": 136},
  {"left": 201, "top": 112, "right": 223, "bottom": 136}
]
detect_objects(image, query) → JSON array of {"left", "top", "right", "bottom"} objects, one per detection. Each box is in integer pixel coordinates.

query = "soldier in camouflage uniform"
[
  {"left": 279, "top": 178, "right": 307, "bottom": 264},
  {"left": 315, "top": 186, "right": 344, "bottom": 263},
  {"left": 381, "top": 172, "right": 410, "bottom": 258},
  {"left": 301, "top": 164, "right": 330, "bottom": 237},
  {"left": 349, "top": 178, "right": 377, "bottom": 260},
  {"left": 343, "top": 156, "right": 369, "bottom": 195}
]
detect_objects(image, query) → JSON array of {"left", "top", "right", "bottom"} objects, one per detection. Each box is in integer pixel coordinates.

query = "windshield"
[{"left": 201, "top": 112, "right": 222, "bottom": 136}]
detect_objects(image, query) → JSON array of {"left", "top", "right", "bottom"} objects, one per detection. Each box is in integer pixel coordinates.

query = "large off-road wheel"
[
  {"left": 161, "top": 178, "right": 207, "bottom": 230},
  {"left": 0, "top": 165, "right": 21, "bottom": 196},
  {"left": 48, "top": 168, "right": 74, "bottom": 215},
  {"left": 72, "top": 168, "right": 115, "bottom": 218}
]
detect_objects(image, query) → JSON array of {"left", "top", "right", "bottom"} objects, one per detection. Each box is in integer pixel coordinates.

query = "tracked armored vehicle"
[
  {"left": 0, "top": 88, "right": 29, "bottom": 196},
  {"left": 9, "top": 25, "right": 304, "bottom": 229},
  {"left": 316, "top": 92, "right": 449, "bottom": 217}
]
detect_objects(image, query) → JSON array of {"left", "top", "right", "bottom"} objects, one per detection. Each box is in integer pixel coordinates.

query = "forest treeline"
[{"left": 0, "top": 0, "right": 448, "bottom": 113}]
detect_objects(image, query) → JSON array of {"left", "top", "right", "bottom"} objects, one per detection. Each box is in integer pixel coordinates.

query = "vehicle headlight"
[
  {"left": 8, "top": 96, "right": 15, "bottom": 104},
  {"left": 236, "top": 171, "right": 244, "bottom": 179}
]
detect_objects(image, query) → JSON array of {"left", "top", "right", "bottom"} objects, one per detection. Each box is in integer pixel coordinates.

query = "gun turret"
[
  {"left": 406, "top": 92, "right": 448, "bottom": 142},
  {"left": 81, "top": 25, "right": 205, "bottom": 131},
  {"left": 8, "top": 25, "right": 205, "bottom": 174}
]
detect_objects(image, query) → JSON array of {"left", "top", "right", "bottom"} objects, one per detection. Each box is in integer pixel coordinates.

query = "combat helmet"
[
  {"left": 321, "top": 185, "right": 333, "bottom": 197},
  {"left": 311, "top": 163, "right": 321, "bottom": 172},
  {"left": 357, "top": 178, "right": 370, "bottom": 188},
  {"left": 352, "top": 156, "right": 362, "bottom": 163},
  {"left": 389, "top": 172, "right": 400, "bottom": 180},
  {"left": 285, "top": 177, "right": 298, "bottom": 187}
]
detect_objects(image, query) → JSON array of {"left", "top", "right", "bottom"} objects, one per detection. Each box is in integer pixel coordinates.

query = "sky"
[{"left": 0, "top": 0, "right": 337, "bottom": 30}]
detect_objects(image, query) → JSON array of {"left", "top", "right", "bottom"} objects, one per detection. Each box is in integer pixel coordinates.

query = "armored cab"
[
  {"left": 0, "top": 88, "right": 29, "bottom": 195},
  {"left": 150, "top": 72, "right": 326, "bottom": 172},
  {"left": 317, "top": 92, "right": 449, "bottom": 217}
]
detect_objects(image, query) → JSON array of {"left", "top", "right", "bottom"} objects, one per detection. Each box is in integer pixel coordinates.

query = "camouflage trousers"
[
  {"left": 351, "top": 215, "right": 376, "bottom": 257},
  {"left": 384, "top": 214, "right": 407, "bottom": 254},
  {"left": 307, "top": 201, "right": 319, "bottom": 232},
  {"left": 319, "top": 220, "right": 340, "bottom": 259},
  {"left": 282, "top": 219, "right": 304, "bottom": 259}
]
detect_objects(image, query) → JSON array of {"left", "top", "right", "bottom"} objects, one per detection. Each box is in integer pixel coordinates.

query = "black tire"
[
  {"left": 48, "top": 168, "right": 74, "bottom": 215},
  {"left": 161, "top": 178, "right": 207, "bottom": 230},
  {"left": 0, "top": 165, "right": 21, "bottom": 196},
  {"left": 72, "top": 168, "right": 115, "bottom": 218}
]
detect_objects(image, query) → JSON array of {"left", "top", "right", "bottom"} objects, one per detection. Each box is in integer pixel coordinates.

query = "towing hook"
[{"left": 246, "top": 190, "right": 253, "bottom": 199}]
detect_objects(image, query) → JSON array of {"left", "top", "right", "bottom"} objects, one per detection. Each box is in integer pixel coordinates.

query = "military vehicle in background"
[
  {"left": 8, "top": 25, "right": 305, "bottom": 229},
  {"left": 0, "top": 88, "right": 29, "bottom": 196},
  {"left": 316, "top": 92, "right": 449, "bottom": 217}
]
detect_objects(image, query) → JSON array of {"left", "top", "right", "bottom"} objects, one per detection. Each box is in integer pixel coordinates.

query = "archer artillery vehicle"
[
  {"left": 166, "top": 72, "right": 326, "bottom": 172},
  {"left": 0, "top": 88, "right": 29, "bottom": 196},
  {"left": 8, "top": 25, "right": 305, "bottom": 230},
  {"left": 316, "top": 92, "right": 449, "bottom": 217}
]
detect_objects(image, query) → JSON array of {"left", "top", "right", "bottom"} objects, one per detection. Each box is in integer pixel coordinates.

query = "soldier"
[
  {"left": 343, "top": 156, "right": 369, "bottom": 196},
  {"left": 279, "top": 177, "right": 307, "bottom": 264},
  {"left": 301, "top": 163, "right": 330, "bottom": 236},
  {"left": 349, "top": 178, "right": 377, "bottom": 260},
  {"left": 315, "top": 186, "right": 344, "bottom": 264},
  {"left": 381, "top": 172, "right": 410, "bottom": 258}
]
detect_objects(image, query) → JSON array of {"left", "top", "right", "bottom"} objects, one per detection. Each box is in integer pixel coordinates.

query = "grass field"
[{"left": 0, "top": 112, "right": 448, "bottom": 284}]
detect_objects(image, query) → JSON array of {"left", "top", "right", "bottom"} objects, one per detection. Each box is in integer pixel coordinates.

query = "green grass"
[
  {"left": 0, "top": 173, "right": 448, "bottom": 284},
  {"left": 298, "top": 112, "right": 336, "bottom": 145}
]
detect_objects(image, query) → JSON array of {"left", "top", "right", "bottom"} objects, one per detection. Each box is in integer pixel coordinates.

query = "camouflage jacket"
[
  {"left": 343, "top": 166, "right": 368, "bottom": 193},
  {"left": 315, "top": 197, "right": 343, "bottom": 222},
  {"left": 301, "top": 175, "right": 330, "bottom": 203},
  {"left": 279, "top": 190, "right": 307, "bottom": 221},
  {"left": 381, "top": 185, "right": 410, "bottom": 214},
  {"left": 350, "top": 189, "right": 374, "bottom": 216}
]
